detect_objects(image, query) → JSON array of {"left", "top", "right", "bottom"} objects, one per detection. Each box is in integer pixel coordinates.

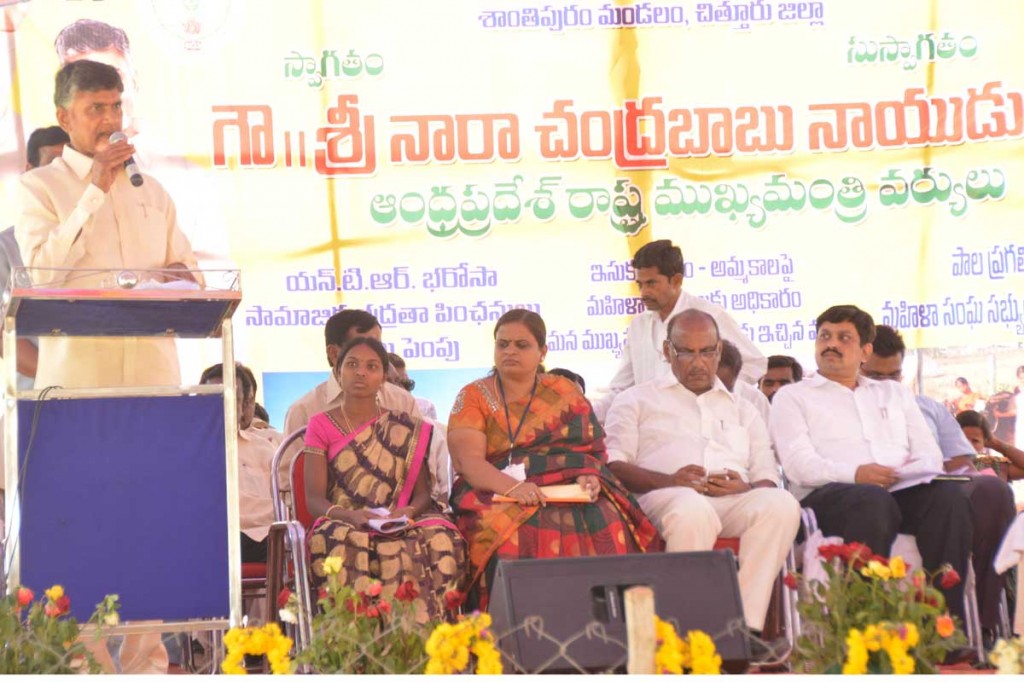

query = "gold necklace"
[
  {"left": 340, "top": 402, "right": 382, "bottom": 434},
  {"left": 339, "top": 406, "right": 356, "bottom": 434}
]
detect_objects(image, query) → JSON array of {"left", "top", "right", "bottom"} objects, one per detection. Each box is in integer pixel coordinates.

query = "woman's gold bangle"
[{"left": 503, "top": 481, "right": 524, "bottom": 497}]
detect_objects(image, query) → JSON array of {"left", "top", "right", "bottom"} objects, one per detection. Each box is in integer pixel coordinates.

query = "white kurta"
[
  {"left": 16, "top": 146, "right": 198, "bottom": 388},
  {"left": 604, "top": 375, "right": 798, "bottom": 630}
]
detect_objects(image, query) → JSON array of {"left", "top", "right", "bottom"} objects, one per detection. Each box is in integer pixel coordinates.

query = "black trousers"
[
  {"left": 962, "top": 476, "right": 1016, "bottom": 628},
  {"left": 801, "top": 480, "right": 973, "bottom": 625},
  {"left": 241, "top": 533, "right": 268, "bottom": 564}
]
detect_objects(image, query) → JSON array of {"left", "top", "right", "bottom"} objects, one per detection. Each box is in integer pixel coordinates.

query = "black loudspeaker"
[{"left": 488, "top": 551, "right": 750, "bottom": 674}]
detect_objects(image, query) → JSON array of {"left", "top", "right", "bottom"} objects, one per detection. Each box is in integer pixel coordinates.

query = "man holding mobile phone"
[{"left": 604, "top": 309, "right": 800, "bottom": 649}]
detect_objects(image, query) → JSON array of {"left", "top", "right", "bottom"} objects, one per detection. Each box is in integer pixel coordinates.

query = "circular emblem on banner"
[{"left": 149, "top": 0, "right": 231, "bottom": 51}]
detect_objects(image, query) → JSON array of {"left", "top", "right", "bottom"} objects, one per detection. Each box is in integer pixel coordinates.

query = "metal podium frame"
[{"left": 1, "top": 267, "right": 244, "bottom": 633}]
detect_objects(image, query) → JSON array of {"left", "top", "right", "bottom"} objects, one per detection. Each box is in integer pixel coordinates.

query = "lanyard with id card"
[{"left": 496, "top": 374, "right": 538, "bottom": 477}]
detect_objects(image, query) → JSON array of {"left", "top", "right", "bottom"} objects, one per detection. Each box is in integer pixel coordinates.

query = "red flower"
[
  {"left": 940, "top": 567, "right": 961, "bottom": 589},
  {"left": 842, "top": 543, "right": 873, "bottom": 569},
  {"left": 444, "top": 590, "right": 465, "bottom": 612},
  {"left": 276, "top": 587, "right": 292, "bottom": 610},
  {"left": 317, "top": 587, "right": 330, "bottom": 602},
  {"left": 15, "top": 587, "right": 33, "bottom": 608},
  {"left": 44, "top": 595, "right": 70, "bottom": 617},
  {"left": 912, "top": 573, "right": 925, "bottom": 589},
  {"left": 366, "top": 605, "right": 379, "bottom": 618},
  {"left": 818, "top": 543, "right": 844, "bottom": 562},
  {"left": 378, "top": 600, "right": 392, "bottom": 615},
  {"left": 783, "top": 573, "right": 798, "bottom": 591},
  {"left": 344, "top": 597, "right": 367, "bottom": 615},
  {"left": 818, "top": 542, "right": 873, "bottom": 569},
  {"left": 395, "top": 580, "right": 419, "bottom": 603},
  {"left": 367, "top": 580, "right": 383, "bottom": 597},
  {"left": 868, "top": 554, "right": 888, "bottom": 566}
]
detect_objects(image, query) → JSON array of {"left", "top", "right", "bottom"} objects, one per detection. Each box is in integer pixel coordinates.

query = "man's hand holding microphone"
[{"left": 91, "top": 131, "right": 143, "bottom": 193}]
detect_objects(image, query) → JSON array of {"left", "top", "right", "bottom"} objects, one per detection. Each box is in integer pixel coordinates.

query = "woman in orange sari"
[{"left": 447, "top": 309, "right": 663, "bottom": 609}]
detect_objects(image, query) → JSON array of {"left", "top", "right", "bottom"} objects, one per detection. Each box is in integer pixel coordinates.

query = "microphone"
[{"left": 108, "top": 131, "right": 144, "bottom": 187}]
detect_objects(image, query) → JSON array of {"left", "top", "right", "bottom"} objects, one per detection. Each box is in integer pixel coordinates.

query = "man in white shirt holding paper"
[
  {"left": 592, "top": 240, "right": 765, "bottom": 422},
  {"left": 769, "top": 305, "right": 973, "bottom": 626},
  {"left": 605, "top": 309, "right": 800, "bottom": 637}
]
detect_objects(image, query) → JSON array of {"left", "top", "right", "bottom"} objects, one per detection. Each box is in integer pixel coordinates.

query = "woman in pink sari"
[{"left": 303, "top": 337, "right": 466, "bottom": 620}]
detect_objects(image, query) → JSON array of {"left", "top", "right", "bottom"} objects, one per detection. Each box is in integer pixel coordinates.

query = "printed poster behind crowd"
[{"left": 0, "top": 0, "right": 1022, "bottom": 427}]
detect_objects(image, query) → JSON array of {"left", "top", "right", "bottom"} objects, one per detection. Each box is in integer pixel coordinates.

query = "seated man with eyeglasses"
[{"left": 605, "top": 309, "right": 800, "bottom": 643}]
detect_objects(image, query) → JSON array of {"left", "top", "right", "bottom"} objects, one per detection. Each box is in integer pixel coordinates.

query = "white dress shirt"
[
  {"left": 15, "top": 146, "right": 198, "bottom": 388},
  {"left": 605, "top": 374, "right": 779, "bottom": 485},
  {"left": 238, "top": 424, "right": 282, "bottom": 542},
  {"left": 593, "top": 290, "right": 766, "bottom": 421},
  {"left": 769, "top": 372, "right": 943, "bottom": 499}
]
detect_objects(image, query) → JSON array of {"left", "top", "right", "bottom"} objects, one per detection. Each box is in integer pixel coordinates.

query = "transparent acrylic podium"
[{"left": 2, "top": 267, "right": 244, "bottom": 634}]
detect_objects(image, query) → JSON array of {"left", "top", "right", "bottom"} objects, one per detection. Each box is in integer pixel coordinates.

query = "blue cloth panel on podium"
[
  {"left": 14, "top": 298, "right": 231, "bottom": 337},
  {"left": 16, "top": 394, "right": 229, "bottom": 621}
]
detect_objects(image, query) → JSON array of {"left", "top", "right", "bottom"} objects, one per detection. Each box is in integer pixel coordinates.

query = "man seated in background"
[
  {"left": 605, "top": 309, "right": 800, "bottom": 648},
  {"left": 862, "top": 325, "right": 1015, "bottom": 646},
  {"left": 717, "top": 339, "right": 771, "bottom": 425},
  {"left": 200, "top": 362, "right": 280, "bottom": 563},
  {"left": 770, "top": 305, "right": 973, "bottom": 639},
  {"left": 758, "top": 355, "right": 803, "bottom": 403}
]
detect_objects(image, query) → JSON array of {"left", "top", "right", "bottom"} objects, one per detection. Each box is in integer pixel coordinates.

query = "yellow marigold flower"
[
  {"left": 45, "top": 585, "right": 64, "bottom": 601},
  {"left": 842, "top": 628, "right": 869, "bottom": 675},
  {"left": 889, "top": 556, "right": 907, "bottom": 579},
  {"left": 654, "top": 617, "right": 686, "bottom": 674},
  {"left": 471, "top": 640, "right": 503, "bottom": 675},
  {"left": 322, "top": 556, "right": 343, "bottom": 576},
  {"left": 686, "top": 630, "right": 722, "bottom": 674},
  {"left": 221, "top": 650, "right": 246, "bottom": 675},
  {"left": 862, "top": 624, "right": 882, "bottom": 652},
  {"left": 884, "top": 638, "right": 915, "bottom": 675},
  {"left": 901, "top": 622, "right": 919, "bottom": 648}
]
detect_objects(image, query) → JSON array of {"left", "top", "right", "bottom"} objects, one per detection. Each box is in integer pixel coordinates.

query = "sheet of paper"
[
  {"left": 368, "top": 515, "right": 409, "bottom": 534},
  {"left": 888, "top": 470, "right": 942, "bottom": 493}
]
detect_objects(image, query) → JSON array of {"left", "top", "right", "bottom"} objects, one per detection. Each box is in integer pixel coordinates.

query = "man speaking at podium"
[{"left": 15, "top": 59, "right": 198, "bottom": 389}]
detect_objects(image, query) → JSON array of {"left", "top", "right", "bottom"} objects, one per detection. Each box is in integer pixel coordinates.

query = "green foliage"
[
  {"left": 294, "top": 577, "right": 438, "bottom": 674},
  {"left": 791, "top": 543, "right": 965, "bottom": 674},
  {"left": 0, "top": 585, "right": 120, "bottom": 674}
]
